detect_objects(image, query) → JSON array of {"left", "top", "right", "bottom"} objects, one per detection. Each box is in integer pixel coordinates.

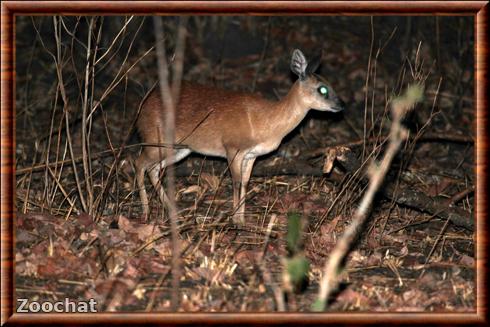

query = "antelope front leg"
[
  {"left": 228, "top": 150, "right": 246, "bottom": 224},
  {"left": 234, "top": 157, "right": 256, "bottom": 223}
]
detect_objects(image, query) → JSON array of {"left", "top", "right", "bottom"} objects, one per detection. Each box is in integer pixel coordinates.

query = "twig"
[
  {"left": 171, "top": 17, "right": 188, "bottom": 102},
  {"left": 258, "top": 213, "right": 277, "bottom": 263},
  {"left": 362, "top": 16, "right": 375, "bottom": 160},
  {"left": 22, "top": 149, "right": 38, "bottom": 214},
  {"left": 46, "top": 165, "right": 77, "bottom": 213},
  {"left": 94, "top": 16, "right": 135, "bottom": 65},
  {"left": 80, "top": 17, "right": 95, "bottom": 213},
  {"left": 52, "top": 16, "right": 88, "bottom": 212},
  {"left": 152, "top": 16, "right": 187, "bottom": 312},
  {"left": 92, "top": 82, "right": 157, "bottom": 219},
  {"left": 15, "top": 141, "right": 185, "bottom": 176},
  {"left": 258, "top": 262, "right": 286, "bottom": 312},
  {"left": 388, "top": 186, "right": 475, "bottom": 234},
  {"left": 314, "top": 85, "right": 423, "bottom": 311},
  {"left": 384, "top": 183, "right": 474, "bottom": 231},
  {"left": 87, "top": 18, "right": 151, "bottom": 121}
]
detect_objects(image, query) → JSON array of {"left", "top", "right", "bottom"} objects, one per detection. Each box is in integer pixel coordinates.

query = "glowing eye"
[{"left": 318, "top": 86, "right": 329, "bottom": 98}]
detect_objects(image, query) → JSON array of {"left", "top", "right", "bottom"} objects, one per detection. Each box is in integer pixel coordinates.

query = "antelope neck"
[{"left": 266, "top": 81, "right": 310, "bottom": 138}]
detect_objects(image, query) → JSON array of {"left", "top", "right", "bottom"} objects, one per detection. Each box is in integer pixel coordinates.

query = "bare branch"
[
  {"left": 52, "top": 16, "right": 88, "bottom": 212},
  {"left": 152, "top": 16, "right": 187, "bottom": 312},
  {"left": 314, "top": 84, "right": 424, "bottom": 311}
]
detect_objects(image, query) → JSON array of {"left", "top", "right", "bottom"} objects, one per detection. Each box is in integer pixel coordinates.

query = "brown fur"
[{"left": 135, "top": 51, "right": 344, "bottom": 222}]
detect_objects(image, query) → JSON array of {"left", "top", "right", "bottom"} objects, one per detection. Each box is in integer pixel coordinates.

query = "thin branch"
[
  {"left": 81, "top": 17, "right": 95, "bottom": 213},
  {"left": 152, "top": 16, "right": 187, "bottom": 312},
  {"left": 362, "top": 16, "right": 375, "bottom": 160},
  {"left": 52, "top": 16, "right": 88, "bottom": 212},
  {"left": 171, "top": 17, "right": 188, "bottom": 102},
  {"left": 94, "top": 16, "right": 135, "bottom": 65},
  {"left": 314, "top": 85, "right": 424, "bottom": 311},
  {"left": 92, "top": 82, "right": 158, "bottom": 218},
  {"left": 15, "top": 140, "right": 185, "bottom": 176}
]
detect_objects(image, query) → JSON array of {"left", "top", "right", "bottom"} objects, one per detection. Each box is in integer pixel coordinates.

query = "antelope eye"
[{"left": 317, "top": 85, "right": 329, "bottom": 98}]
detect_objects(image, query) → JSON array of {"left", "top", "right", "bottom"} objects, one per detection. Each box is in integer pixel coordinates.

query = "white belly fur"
[{"left": 244, "top": 142, "right": 280, "bottom": 160}]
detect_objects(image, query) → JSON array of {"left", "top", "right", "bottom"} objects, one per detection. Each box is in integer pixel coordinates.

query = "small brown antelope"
[{"left": 135, "top": 49, "right": 344, "bottom": 223}]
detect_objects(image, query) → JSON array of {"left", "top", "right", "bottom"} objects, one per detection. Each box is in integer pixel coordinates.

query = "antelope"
[{"left": 135, "top": 49, "right": 345, "bottom": 223}]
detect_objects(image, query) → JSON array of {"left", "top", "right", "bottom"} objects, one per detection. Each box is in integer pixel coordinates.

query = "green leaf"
[
  {"left": 311, "top": 299, "right": 326, "bottom": 311},
  {"left": 286, "top": 255, "right": 310, "bottom": 285},
  {"left": 287, "top": 212, "right": 302, "bottom": 253}
]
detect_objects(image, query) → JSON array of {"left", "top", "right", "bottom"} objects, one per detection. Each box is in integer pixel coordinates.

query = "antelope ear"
[
  {"left": 290, "top": 49, "right": 308, "bottom": 80},
  {"left": 305, "top": 50, "right": 322, "bottom": 75}
]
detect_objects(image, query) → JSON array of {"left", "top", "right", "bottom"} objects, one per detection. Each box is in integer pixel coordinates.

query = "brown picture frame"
[{"left": 1, "top": 1, "right": 487, "bottom": 325}]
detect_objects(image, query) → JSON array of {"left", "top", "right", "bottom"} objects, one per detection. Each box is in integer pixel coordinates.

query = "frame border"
[{"left": 1, "top": 1, "right": 487, "bottom": 325}]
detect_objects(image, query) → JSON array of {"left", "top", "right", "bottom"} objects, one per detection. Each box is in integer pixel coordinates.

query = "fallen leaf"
[
  {"left": 459, "top": 254, "right": 475, "bottom": 267},
  {"left": 182, "top": 184, "right": 201, "bottom": 195},
  {"left": 201, "top": 173, "right": 220, "bottom": 191}
]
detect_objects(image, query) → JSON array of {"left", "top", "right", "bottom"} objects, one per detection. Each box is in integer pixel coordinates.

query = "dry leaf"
[
  {"left": 459, "top": 254, "right": 475, "bottom": 267},
  {"left": 201, "top": 173, "right": 220, "bottom": 191},
  {"left": 182, "top": 184, "right": 201, "bottom": 195}
]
